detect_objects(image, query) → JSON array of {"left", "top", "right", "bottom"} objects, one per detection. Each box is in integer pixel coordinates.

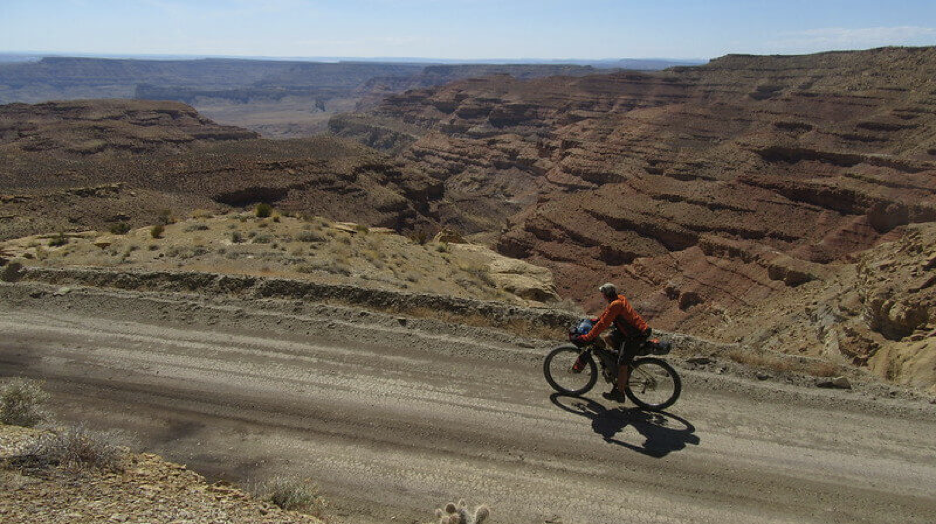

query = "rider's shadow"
[{"left": 550, "top": 393, "right": 700, "bottom": 458}]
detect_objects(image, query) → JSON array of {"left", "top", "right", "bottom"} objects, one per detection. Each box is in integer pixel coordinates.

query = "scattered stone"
[
  {"left": 93, "top": 236, "right": 118, "bottom": 249},
  {"left": 817, "top": 376, "right": 852, "bottom": 389},
  {"left": 923, "top": 252, "right": 936, "bottom": 270},
  {"left": 53, "top": 286, "right": 72, "bottom": 296},
  {"left": 756, "top": 372, "right": 771, "bottom": 381},
  {"left": 686, "top": 356, "right": 713, "bottom": 365}
]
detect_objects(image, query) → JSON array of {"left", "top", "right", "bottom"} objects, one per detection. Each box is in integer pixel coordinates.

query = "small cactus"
[{"left": 435, "top": 500, "right": 490, "bottom": 524}]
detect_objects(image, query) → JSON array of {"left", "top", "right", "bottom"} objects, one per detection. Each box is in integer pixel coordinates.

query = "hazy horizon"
[{"left": 1, "top": 1, "right": 935, "bottom": 61}]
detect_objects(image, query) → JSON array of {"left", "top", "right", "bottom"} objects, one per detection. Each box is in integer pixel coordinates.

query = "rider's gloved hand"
[
  {"left": 571, "top": 334, "right": 587, "bottom": 346},
  {"left": 642, "top": 327, "right": 652, "bottom": 338}
]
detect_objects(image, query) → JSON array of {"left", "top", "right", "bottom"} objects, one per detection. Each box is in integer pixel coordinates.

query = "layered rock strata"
[{"left": 331, "top": 47, "right": 936, "bottom": 386}]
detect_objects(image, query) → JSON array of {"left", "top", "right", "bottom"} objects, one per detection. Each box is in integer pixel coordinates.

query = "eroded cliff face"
[
  {"left": 331, "top": 47, "right": 936, "bottom": 386},
  {"left": 0, "top": 100, "right": 439, "bottom": 239}
]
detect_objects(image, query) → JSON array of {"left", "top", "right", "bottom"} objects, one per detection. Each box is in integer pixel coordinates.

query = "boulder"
[
  {"left": 93, "top": 236, "right": 119, "bottom": 249},
  {"left": 0, "top": 261, "right": 24, "bottom": 282},
  {"left": 817, "top": 376, "right": 852, "bottom": 389}
]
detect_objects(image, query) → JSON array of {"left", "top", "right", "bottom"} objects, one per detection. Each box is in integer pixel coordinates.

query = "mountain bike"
[{"left": 543, "top": 337, "right": 681, "bottom": 411}]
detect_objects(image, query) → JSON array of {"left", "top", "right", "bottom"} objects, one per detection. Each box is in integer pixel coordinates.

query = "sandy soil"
[{"left": 1, "top": 282, "right": 935, "bottom": 524}]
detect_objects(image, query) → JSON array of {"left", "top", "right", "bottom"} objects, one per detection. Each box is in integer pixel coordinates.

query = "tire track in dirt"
[{"left": 2, "top": 286, "right": 935, "bottom": 524}]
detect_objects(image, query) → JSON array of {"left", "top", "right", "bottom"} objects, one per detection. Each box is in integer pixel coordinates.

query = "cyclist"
[{"left": 572, "top": 283, "right": 651, "bottom": 402}]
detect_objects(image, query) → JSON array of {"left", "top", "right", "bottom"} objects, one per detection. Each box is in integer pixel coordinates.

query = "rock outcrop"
[{"left": 330, "top": 47, "right": 936, "bottom": 386}]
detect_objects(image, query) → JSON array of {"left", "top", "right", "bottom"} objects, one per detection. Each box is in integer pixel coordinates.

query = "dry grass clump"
[
  {"left": 156, "top": 209, "right": 175, "bottom": 226},
  {"left": 109, "top": 222, "right": 131, "bottom": 235},
  {"left": 296, "top": 230, "right": 325, "bottom": 243},
  {"left": 296, "top": 260, "right": 351, "bottom": 276},
  {"left": 725, "top": 348, "right": 841, "bottom": 377},
  {"left": 150, "top": 224, "right": 165, "bottom": 239},
  {"left": 259, "top": 476, "right": 325, "bottom": 516},
  {"left": 23, "top": 425, "right": 127, "bottom": 473},
  {"left": 255, "top": 203, "right": 273, "bottom": 218},
  {"left": 48, "top": 232, "right": 68, "bottom": 247},
  {"left": 0, "top": 379, "right": 49, "bottom": 427},
  {"left": 184, "top": 223, "right": 210, "bottom": 232},
  {"left": 434, "top": 500, "right": 490, "bottom": 524}
]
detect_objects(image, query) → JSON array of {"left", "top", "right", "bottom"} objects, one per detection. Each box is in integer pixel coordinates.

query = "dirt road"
[{"left": 2, "top": 282, "right": 935, "bottom": 524}]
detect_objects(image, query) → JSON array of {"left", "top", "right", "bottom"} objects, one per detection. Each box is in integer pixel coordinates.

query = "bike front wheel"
[
  {"left": 543, "top": 345, "right": 598, "bottom": 396},
  {"left": 624, "top": 357, "right": 681, "bottom": 411}
]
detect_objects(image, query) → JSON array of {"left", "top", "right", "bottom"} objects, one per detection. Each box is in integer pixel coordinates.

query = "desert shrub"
[
  {"left": 109, "top": 222, "right": 132, "bottom": 235},
  {"left": 361, "top": 248, "right": 381, "bottom": 263},
  {"left": 296, "top": 260, "right": 351, "bottom": 276},
  {"left": 24, "top": 425, "right": 126, "bottom": 472},
  {"left": 354, "top": 224, "right": 369, "bottom": 234},
  {"left": 252, "top": 234, "right": 273, "bottom": 244},
  {"left": 48, "top": 233, "right": 68, "bottom": 247},
  {"left": 157, "top": 209, "right": 174, "bottom": 226},
  {"left": 272, "top": 215, "right": 281, "bottom": 223},
  {"left": 255, "top": 203, "right": 273, "bottom": 218},
  {"left": 0, "top": 379, "right": 49, "bottom": 427},
  {"left": 230, "top": 231, "right": 244, "bottom": 243},
  {"left": 436, "top": 242, "right": 449, "bottom": 253},
  {"left": 261, "top": 476, "right": 325, "bottom": 515},
  {"left": 191, "top": 209, "right": 214, "bottom": 219},
  {"left": 184, "top": 223, "right": 210, "bottom": 232},
  {"left": 150, "top": 225, "right": 165, "bottom": 239},
  {"left": 810, "top": 361, "right": 841, "bottom": 378},
  {"left": 410, "top": 230, "right": 429, "bottom": 245},
  {"left": 435, "top": 500, "right": 490, "bottom": 524},
  {"left": 463, "top": 264, "right": 495, "bottom": 287},
  {"left": 148, "top": 244, "right": 159, "bottom": 251}
]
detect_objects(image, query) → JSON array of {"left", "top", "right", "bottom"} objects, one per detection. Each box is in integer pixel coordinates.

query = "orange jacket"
[{"left": 582, "top": 294, "right": 649, "bottom": 341}]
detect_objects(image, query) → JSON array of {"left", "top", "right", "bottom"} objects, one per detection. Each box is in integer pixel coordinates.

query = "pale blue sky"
[{"left": 2, "top": 0, "right": 935, "bottom": 60}]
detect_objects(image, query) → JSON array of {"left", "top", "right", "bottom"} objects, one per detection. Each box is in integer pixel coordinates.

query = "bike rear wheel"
[
  {"left": 543, "top": 345, "right": 598, "bottom": 396},
  {"left": 624, "top": 357, "right": 681, "bottom": 411}
]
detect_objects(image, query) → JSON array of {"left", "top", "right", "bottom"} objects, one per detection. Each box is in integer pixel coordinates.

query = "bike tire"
[
  {"left": 543, "top": 345, "right": 598, "bottom": 396},
  {"left": 624, "top": 357, "right": 681, "bottom": 411}
]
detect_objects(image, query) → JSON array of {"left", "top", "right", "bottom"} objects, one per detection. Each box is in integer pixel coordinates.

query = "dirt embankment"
[{"left": 0, "top": 424, "right": 324, "bottom": 524}]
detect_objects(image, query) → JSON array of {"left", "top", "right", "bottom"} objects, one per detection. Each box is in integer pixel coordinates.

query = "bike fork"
[{"left": 571, "top": 348, "right": 591, "bottom": 372}]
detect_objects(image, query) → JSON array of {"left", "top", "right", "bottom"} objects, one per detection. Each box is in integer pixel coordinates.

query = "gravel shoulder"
[{"left": 2, "top": 282, "right": 935, "bottom": 524}]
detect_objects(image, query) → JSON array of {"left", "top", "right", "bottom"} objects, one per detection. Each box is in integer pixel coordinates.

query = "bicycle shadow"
[{"left": 550, "top": 393, "right": 700, "bottom": 458}]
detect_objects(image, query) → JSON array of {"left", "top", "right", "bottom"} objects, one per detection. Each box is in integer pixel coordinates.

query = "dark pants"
[{"left": 608, "top": 328, "right": 646, "bottom": 366}]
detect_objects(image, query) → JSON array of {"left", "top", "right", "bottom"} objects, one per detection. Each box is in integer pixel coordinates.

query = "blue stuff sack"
[{"left": 574, "top": 318, "right": 594, "bottom": 335}]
